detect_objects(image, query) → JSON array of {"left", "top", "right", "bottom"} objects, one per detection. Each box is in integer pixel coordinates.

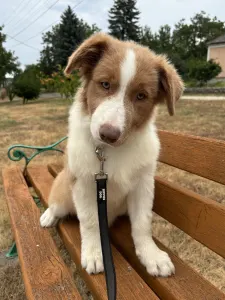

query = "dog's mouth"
[{"left": 95, "top": 137, "right": 121, "bottom": 148}]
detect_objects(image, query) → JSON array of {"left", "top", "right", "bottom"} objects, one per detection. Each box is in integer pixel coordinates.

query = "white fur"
[
  {"left": 40, "top": 207, "right": 59, "bottom": 227},
  {"left": 40, "top": 49, "right": 175, "bottom": 276},
  {"left": 91, "top": 49, "right": 136, "bottom": 141}
]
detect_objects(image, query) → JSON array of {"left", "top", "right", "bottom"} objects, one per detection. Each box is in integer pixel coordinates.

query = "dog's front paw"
[
  {"left": 40, "top": 208, "right": 59, "bottom": 227},
  {"left": 81, "top": 246, "right": 104, "bottom": 274},
  {"left": 137, "top": 245, "right": 175, "bottom": 277}
]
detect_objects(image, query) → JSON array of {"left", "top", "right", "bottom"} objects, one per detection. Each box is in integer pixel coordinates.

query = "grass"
[{"left": 0, "top": 97, "right": 225, "bottom": 297}]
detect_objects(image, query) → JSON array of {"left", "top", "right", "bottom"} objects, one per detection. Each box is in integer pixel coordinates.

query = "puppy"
[{"left": 40, "top": 33, "right": 184, "bottom": 277}]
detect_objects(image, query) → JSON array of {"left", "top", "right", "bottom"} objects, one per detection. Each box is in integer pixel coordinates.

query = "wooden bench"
[{"left": 2, "top": 130, "right": 225, "bottom": 300}]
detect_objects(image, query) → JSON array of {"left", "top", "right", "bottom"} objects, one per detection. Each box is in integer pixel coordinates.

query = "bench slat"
[
  {"left": 154, "top": 176, "right": 225, "bottom": 259},
  {"left": 49, "top": 163, "right": 225, "bottom": 259},
  {"left": 158, "top": 130, "right": 225, "bottom": 185},
  {"left": 111, "top": 217, "right": 225, "bottom": 300},
  {"left": 48, "top": 163, "right": 225, "bottom": 300},
  {"left": 48, "top": 163, "right": 62, "bottom": 177},
  {"left": 2, "top": 167, "right": 81, "bottom": 300},
  {"left": 27, "top": 165, "right": 159, "bottom": 300}
]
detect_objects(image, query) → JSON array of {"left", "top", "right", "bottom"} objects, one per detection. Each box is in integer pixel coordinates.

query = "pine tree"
[
  {"left": 53, "top": 6, "right": 87, "bottom": 68},
  {"left": 108, "top": 0, "right": 140, "bottom": 41},
  {"left": 39, "top": 6, "right": 99, "bottom": 75}
]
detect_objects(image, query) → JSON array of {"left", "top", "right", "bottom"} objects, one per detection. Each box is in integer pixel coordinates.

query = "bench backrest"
[{"left": 154, "top": 130, "right": 225, "bottom": 258}]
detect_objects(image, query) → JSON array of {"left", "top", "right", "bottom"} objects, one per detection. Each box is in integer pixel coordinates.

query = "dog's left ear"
[
  {"left": 64, "top": 33, "right": 110, "bottom": 77},
  {"left": 156, "top": 55, "right": 184, "bottom": 116}
]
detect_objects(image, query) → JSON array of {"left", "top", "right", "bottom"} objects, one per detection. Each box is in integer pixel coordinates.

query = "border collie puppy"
[{"left": 40, "top": 33, "right": 184, "bottom": 277}]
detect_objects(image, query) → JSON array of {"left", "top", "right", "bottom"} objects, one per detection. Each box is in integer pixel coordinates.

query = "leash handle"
[{"left": 96, "top": 177, "right": 117, "bottom": 300}]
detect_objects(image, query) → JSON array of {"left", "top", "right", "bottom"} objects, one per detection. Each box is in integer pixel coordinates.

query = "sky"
[{"left": 1, "top": 0, "right": 225, "bottom": 68}]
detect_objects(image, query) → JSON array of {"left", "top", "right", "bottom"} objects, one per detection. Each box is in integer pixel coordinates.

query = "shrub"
[
  {"left": 14, "top": 70, "right": 41, "bottom": 104},
  {"left": 40, "top": 65, "right": 80, "bottom": 101},
  {"left": 188, "top": 59, "right": 222, "bottom": 86}
]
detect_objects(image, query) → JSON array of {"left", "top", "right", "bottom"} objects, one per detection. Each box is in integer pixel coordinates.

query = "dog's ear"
[
  {"left": 64, "top": 33, "right": 110, "bottom": 77},
  {"left": 156, "top": 55, "right": 184, "bottom": 116}
]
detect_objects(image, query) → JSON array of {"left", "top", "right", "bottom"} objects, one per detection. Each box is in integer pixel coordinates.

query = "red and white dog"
[{"left": 40, "top": 33, "right": 184, "bottom": 277}]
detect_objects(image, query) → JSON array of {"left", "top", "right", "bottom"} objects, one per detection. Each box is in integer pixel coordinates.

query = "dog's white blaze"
[
  {"left": 90, "top": 49, "right": 136, "bottom": 141},
  {"left": 120, "top": 48, "right": 136, "bottom": 89}
]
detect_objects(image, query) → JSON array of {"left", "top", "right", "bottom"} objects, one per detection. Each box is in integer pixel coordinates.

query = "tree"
[
  {"left": 14, "top": 67, "right": 41, "bottom": 104},
  {"left": 156, "top": 25, "right": 172, "bottom": 54},
  {"left": 53, "top": 6, "right": 88, "bottom": 67},
  {"left": 39, "top": 45, "right": 55, "bottom": 76},
  {"left": 172, "top": 12, "right": 225, "bottom": 60},
  {"left": 140, "top": 11, "right": 225, "bottom": 79},
  {"left": 188, "top": 59, "right": 221, "bottom": 85},
  {"left": 39, "top": 6, "right": 99, "bottom": 75},
  {"left": 140, "top": 26, "right": 159, "bottom": 51},
  {"left": 108, "top": 0, "right": 140, "bottom": 41},
  {"left": 0, "top": 26, "right": 20, "bottom": 86}
]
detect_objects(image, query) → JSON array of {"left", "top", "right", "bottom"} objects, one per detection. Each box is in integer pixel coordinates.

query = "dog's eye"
[
  {"left": 101, "top": 82, "right": 110, "bottom": 89},
  {"left": 136, "top": 93, "right": 146, "bottom": 100}
]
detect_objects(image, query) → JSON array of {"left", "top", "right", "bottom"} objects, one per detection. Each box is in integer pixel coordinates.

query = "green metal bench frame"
[{"left": 6, "top": 136, "right": 68, "bottom": 258}]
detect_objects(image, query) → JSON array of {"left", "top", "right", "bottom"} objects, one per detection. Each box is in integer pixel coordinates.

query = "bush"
[
  {"left": 188, "top": 59, "right": 222, "bottom": 86},
  {"left": 169, "top": 53, "right": 188, "bottom": 78},
  {"left": 14, "top": 70, "right": 41, "bottom": 104},
  {"left": 40, "top": 65, "right": 80, "bottom": 101}
]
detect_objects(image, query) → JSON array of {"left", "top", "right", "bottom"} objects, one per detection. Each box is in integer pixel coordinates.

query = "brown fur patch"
[
  {"left": 156, "top": 55, "right": 184, "bottom": 116},
  {"left": 65, "top": 33, "right": 112, "bottom": 78}
]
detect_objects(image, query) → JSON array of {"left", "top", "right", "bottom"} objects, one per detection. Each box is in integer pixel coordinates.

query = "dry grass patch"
[{"left": 0, "top": 98, "right": 225, "bottom": 297}]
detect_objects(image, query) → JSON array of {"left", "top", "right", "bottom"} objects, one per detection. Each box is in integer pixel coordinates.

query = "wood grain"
[
  {"left": 48, "top": 163, "right": 225, "bottom": 258},
  {"left": 154, "top": 176, "right": 225, "bottom": 259},
  {"left": 158, "top": 130, "right": 225, "bottom": 185},
  {"left": 47, "top": 163, "right": 225, "bottom": 299},
  {"left": 48, "top": 163, "right": 62, "bottom": 177},
  {"left": 111, "top": 217, "right": 225, "bottom": 300},
  {"left": 2, "top": 167, "right": 81, "bottom": 300},
  {"left": 27, "top": 165, "right": 159, "bottom": 300}
]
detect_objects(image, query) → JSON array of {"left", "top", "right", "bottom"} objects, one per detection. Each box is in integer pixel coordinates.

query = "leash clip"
[{"left": 95, "top": 146, "right": 108, "bottom": 181}]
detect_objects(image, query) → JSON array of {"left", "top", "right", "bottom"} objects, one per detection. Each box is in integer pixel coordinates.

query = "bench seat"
[{"left": 3, "top": 130, "right": 225, "bottom": 299}]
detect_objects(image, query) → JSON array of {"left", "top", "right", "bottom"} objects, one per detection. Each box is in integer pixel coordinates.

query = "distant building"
[{"left": 207, "top": 35, "right": 225, "bottom": 78}]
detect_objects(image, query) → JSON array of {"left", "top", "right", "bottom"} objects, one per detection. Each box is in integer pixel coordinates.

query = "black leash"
[{"left": 95, "top": 147, "right": 117, "bottom": 300}]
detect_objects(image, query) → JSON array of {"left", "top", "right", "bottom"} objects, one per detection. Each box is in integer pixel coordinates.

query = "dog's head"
[{"left": 65, "top": 33, "right": 184, "bottom": 146}]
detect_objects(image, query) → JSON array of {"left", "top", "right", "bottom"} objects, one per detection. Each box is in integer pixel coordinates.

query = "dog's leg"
[
  {"left": 40, "top": 168, "right": 75, "bottom": 227},
  {"left": 73, "top": 179, "right": 103, "bottom": 274},
  {"left": 127, "top": 170, "right": 175, "bottom": 277}
]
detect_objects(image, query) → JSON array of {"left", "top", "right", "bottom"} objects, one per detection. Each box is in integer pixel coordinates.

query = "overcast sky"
[{"left": 1, "top": 0, "right": 225, "bottom": 68}]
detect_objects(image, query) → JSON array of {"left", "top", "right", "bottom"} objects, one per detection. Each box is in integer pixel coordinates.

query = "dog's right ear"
[{"left": 64, "top": 33, "right": 110, "bottom": 77}]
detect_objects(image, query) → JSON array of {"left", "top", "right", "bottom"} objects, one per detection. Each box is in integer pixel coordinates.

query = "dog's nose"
[{"left": 99, "top": 124, "right": 121, "bottom": 144}]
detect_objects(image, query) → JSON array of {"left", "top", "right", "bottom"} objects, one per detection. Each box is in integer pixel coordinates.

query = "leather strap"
[{"left": 96, "top": 177, "right": 117, "bottom": 300}]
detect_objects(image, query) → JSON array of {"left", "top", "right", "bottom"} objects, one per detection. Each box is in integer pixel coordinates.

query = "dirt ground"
[{"left": 0, "top": 97, "right": 225, "bottom": 298}]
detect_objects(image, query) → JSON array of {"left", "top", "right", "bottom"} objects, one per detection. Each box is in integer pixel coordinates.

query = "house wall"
[{"left": 207, "top": 44, "right": 225, "bottom": 78}]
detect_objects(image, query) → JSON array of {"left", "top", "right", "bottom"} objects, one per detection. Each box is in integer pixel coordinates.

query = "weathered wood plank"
[
  {"left": 154, "top": 176, "right": 225, "bottom": 259},
  {"left": 48, "top": 163, "right": 225, "bottom": 258},
  {"left": 27, "top": 165, "right": 159, "bottom": 300},
  {"left": 46, "top": 163, "right": 225, "bottom": 300},
  {"left": 48, "top": 163, "right": 62, "bottom": 178},
  {"left": 111, "top": 217, "right": 225, "bottom": 300},
  {"left": 158, "top": 130, "right": 225, "bottom": 185},
  {"left": 2, "top": 166, "right": 81, "bottom": 300}
]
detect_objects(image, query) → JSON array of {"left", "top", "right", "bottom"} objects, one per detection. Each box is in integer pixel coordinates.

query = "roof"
[{"left": 208, "top": 34, "right": 225, "bottom": 46}]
